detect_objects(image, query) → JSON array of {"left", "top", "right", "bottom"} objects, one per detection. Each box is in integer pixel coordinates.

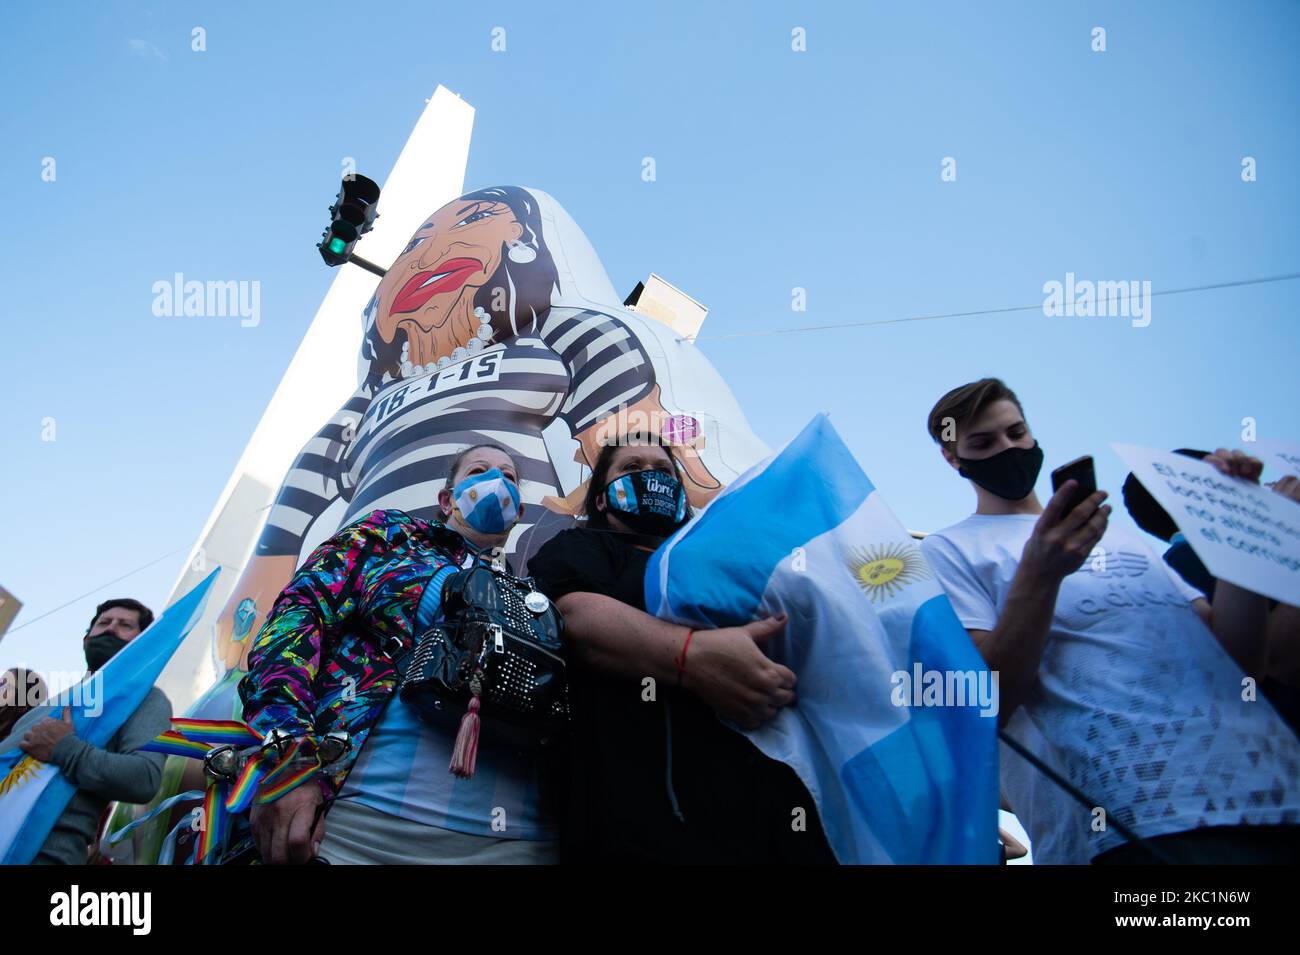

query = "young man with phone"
[{"left": 919, "top": 378, "right": 1300, "bottom": 864}]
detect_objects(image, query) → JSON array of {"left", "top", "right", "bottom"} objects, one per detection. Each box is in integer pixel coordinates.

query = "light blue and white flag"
[
  {"left": 0, "top": 570, "right": 219, "bottom": 865},
  {"left": 645, "top": 415, "right": 999, "bottom": 864}
]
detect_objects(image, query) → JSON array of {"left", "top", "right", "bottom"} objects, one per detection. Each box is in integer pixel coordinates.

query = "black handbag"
[{"left": 398, "top": 551, "right": 569, "bottom": 764}]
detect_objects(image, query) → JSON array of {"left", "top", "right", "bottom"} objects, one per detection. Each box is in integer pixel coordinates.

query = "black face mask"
[
  {"left": 84, "top": 632, "right": 130, "bottom": 672},
  {"left": 604, "top": 469, "right": 688, "bottom": 537},
  {"left": 957, "top": 442, "right": 1044, "bottom": 501}
]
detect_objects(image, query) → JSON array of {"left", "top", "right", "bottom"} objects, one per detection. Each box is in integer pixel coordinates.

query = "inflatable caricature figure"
[
  {"left": 223, "top": 185, "right": 771, "bottom": 664},
  {"left": 105, "top": 187, "right": 768, "bottom": 863}
]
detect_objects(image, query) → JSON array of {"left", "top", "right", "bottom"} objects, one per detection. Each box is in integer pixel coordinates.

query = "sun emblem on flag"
[
  {"left": 0, "top": 756, "right": 41, "bottom": 797},
  {"left": 847, "top": 542, "right": 930, "bottom": 603}
]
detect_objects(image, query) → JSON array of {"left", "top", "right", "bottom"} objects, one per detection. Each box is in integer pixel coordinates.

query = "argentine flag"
[
  {"left": 0, "top": 570, "right": 219, "bottom": 865},
  {"left": 646, "top": 415, "right": 998, "bottom": 864}
]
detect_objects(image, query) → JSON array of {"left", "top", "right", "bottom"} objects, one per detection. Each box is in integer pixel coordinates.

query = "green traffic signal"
[{"left": 328, "top": 237, "right": 347, "bottom": 255}]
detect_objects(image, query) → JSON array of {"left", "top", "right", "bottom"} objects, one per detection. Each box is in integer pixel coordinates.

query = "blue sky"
[{"left": 2, "top": 0, "right": 1298, "bottom": 688}]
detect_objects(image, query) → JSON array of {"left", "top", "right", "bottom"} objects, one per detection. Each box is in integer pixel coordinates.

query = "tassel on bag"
[{"left": 449, "top": 676, "right": 483, "bottom": 778}]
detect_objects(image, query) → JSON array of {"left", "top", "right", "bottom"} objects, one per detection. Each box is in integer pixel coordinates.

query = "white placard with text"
[
  {"left": 1112, "top": 443, "right": 1300, "bottom": 604},
  {"left": 1252, "top": 439, "right": 1300, "bottom": 483}
]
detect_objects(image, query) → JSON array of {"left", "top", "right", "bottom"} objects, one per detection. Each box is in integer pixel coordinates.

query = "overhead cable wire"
[{"left": 682, "top": 271, "right": 1300, "bottom": 343}]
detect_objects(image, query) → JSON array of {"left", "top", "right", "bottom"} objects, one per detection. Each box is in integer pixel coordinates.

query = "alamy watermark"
[
  {"left": 1042, "top": 272, "right": 1151, "bottom": 328},
  {"left": 49, "top": 885, "right": 151, "bottom": 935},
  {"left": 592, "top": 407, "right": 705, "bottom": 449},
  {"left": 152, "top": 273, "right": 261, "bottom": 327},
  {"left": 4, "top": 670, "right": 102, "bottom": 717},
  {"left": 890, "top": 664, "right": 999, "bottom": 718}
]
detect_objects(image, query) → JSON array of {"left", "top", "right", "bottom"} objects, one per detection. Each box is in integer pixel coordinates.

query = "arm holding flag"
[
  {"left": 555, "top": 592, "right": 795, "bottom": 729},
  {"left": 46, "top": 690, "right": 171, "bottom": 805},
  {"left": 643, "top": 414, "right": 1002, "bottom": 864},
  {"left": 527, "top": 530, "right": 797, "bottom": 729},
  {"left": 14, "top": 707, "right": 75, "bottom": 762},
  {"left": 0, "top": 571, "right": 219, "bottom": 866}
]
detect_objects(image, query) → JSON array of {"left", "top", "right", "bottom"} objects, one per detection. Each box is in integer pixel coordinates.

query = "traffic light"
[{"left": 318, "top": 174, "right": 381, "bottom": 267}]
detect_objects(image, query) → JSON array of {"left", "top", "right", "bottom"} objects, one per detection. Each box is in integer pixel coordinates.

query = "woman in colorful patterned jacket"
[{"left": 238, "top": 443, "right": 559, "bottom": 864}]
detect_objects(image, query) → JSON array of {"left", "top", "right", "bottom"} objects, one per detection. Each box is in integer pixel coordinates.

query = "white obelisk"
[{"left": 156, "top": 86, "right": 475, "bottom": 710}]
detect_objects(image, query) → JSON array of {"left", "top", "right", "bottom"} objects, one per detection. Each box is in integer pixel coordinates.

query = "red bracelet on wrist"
[{"left": 675, "top": 629, "right": 696, "bottom": 686}]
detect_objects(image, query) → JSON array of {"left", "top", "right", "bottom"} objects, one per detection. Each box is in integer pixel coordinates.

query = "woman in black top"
[{"left": 528, "top": 436, "right": 836, "bottom": 863}]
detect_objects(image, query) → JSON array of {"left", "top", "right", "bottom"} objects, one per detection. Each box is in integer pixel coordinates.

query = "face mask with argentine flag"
[
  {"left": 605, "top": 469, "right": 687, "bottom": 537},
  {"left": 451, "top": 468, "right": 522, "bottom": 535}
]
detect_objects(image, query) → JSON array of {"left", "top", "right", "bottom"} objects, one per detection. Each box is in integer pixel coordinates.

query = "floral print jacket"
[{"left": 237, "top": 508, "right": 468, "bottom": 796}]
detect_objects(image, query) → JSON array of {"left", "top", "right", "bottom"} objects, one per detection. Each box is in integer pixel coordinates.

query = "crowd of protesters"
[{"left": 5, "top": 376, "right": 1298, "bottom": 865}]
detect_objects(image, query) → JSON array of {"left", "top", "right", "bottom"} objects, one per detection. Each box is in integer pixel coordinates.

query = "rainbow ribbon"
[
  {"left": 195, "top": 783, "right": 229, "bottom": 865},
  {"left": 169, "top": 718, "right": 263, "bottom": 748},
  {"left": 141, "top": 730, "right": 212, "bottom": 759},
  {"left": 260, "top": 739, "right": 306, "bottom": 787},
  {"left": 256, "top": 761, "right": 319, "bottom": 805},
  {"left": 136, "top": 717, "right": 331, "bottom": 863},
  {"left": 223, "top": 758, "right": 268, "bottom": 814}
]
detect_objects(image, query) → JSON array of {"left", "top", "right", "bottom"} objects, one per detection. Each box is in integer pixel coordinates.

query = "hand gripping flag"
[
  {"left": 0, "top": 569, "right": 219, "bottom": 864},
  {"left": 645, "top": 415, "right": 999, "bottom": 864}
]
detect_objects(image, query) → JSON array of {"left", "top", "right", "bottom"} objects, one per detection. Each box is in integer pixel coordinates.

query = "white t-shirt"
[{"left": 922, "top": 513, "right": 1300, "bottom": 861}]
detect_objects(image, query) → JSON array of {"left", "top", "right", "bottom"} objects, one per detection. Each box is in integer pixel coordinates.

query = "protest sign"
[
  {"left": 1251, "top": 439, "right": 1300, "bottom": 483},
  {"left": 1113, "top": 444, "right": 1300, "bottom": 604}
]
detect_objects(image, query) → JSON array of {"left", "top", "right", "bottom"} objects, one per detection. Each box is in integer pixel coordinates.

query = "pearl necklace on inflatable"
[{"left": 399, "top": 306, "right": 496, "bottom": 379}]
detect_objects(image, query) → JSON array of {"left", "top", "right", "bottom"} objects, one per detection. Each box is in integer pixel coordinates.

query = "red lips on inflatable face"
[{"left": 391, "top": 257, "right": 483, "bottom": 314}]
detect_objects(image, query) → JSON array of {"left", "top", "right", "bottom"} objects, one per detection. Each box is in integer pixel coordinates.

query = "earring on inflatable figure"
[{"left": 507, "top": 240, "right": 537, "bottom": 264}]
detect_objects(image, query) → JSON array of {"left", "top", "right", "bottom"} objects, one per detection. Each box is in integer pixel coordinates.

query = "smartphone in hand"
[{"left": 1050, "top": 455, "right": 1097, "bottom": 513}]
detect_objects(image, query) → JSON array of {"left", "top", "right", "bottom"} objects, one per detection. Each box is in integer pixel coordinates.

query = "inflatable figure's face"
[
  {"left": 375, "top": 195, "right": 522, "bottom": 341},
  {"left": 365, "top": 187, "right": 560, "bottom": 373}
]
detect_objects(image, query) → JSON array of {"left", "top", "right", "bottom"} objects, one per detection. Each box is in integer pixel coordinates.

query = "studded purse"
[{"left": 398, "top": 552, "right": 569, "bottom": 772}]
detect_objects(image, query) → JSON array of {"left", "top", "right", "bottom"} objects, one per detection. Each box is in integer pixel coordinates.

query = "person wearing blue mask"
[
  {"left": 438, "top": 446, "right": 526, "bottom": 543},
  {"left": 242, "top": 444, "right": 561, "bottom": 864}
]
